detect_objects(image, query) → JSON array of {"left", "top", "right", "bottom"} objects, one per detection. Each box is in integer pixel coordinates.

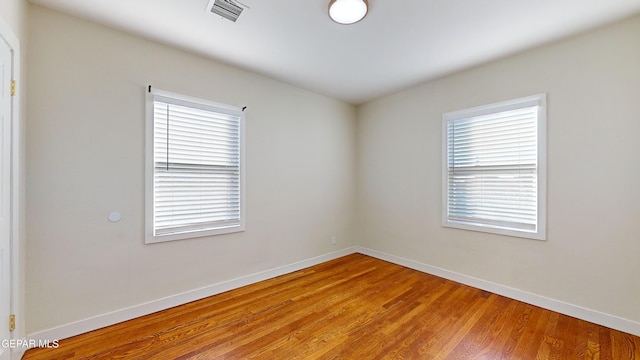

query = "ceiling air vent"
[{"left": 210, "top": 0, "right": 244, "bottom": 22}]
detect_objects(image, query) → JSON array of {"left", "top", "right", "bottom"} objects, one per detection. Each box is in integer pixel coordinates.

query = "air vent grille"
[{"left": 211, "top": 0, "right": 244, "bottom": 22}]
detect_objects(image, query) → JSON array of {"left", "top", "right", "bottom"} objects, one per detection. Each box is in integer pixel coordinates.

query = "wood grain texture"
[{"left": 24, "top": 254, "right": 640, "bottom": 359}]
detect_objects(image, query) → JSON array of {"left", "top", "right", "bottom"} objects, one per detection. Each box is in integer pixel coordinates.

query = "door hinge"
[
  {"left": 9, "top": 315, "right": 15, "bottom": 332},
  {"left": 11, "top": 80, "right": 16, "bottom": 96}
]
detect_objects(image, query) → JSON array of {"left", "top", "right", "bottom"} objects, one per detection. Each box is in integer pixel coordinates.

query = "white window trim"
[
  {"left": 441, "top": 93, "right": 547, "bottom": 240},
  {"left": 145, "top": 87, "right": 246, "bottom": 244}
]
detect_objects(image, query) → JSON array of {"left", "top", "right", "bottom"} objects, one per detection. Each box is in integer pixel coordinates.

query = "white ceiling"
[{"left": 29, "top": 0, "right": 640, "bottom": 104}]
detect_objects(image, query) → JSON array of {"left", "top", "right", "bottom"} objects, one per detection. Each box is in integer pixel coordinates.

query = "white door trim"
[{"left": 0, "top": 14, "right": 22, "bottom": 360}]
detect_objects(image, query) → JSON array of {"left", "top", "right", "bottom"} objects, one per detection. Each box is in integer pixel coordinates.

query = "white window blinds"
[
  {"left": 146, "top": 89, "right": 244, "bottom": 243},
  {"left": 443, "top": 94, "right": 546, "bottom": 240}
]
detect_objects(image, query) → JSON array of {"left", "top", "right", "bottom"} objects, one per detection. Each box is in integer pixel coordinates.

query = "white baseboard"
[
  {"left": 28, "top": 245, "right": 640, "bottom": 343},
  {"left": 27, "top": 247, "right": 359, "bottom": 343},
  {"left": 356, "top": 246, "right": 640, "bottom": 337}
]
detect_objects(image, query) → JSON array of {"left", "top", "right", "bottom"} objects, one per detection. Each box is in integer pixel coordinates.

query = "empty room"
[{"left": 0, "top": 0, "right": 639, "bottom": 358}]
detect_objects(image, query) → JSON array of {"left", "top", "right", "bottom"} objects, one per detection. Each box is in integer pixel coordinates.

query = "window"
[
  {"left": 442, "top": 94, "right": 546, "bottom": 240},
  {"left": 145, "top": 87, "right": 245, "bottom": 243}
]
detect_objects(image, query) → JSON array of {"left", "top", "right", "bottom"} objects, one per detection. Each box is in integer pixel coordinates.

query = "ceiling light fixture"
[{"left": 328, "top": 0, "right": 368, "bottom": 25}]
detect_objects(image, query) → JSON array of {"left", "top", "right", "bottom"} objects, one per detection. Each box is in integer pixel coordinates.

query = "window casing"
[
  {"left": 442, "top": 94, "right": 546, "bottom": 240},
  {"left": 145, "top": 88, "right": 245, "bottom": 244}
]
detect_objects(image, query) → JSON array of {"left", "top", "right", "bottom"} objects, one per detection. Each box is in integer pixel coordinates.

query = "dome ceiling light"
[{"left": 328, "top": 0, "right": 368, "bottom": 25}]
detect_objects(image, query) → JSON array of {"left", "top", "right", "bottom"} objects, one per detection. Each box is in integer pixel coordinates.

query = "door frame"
[{"left": 0, "top": 14, "right": 22, "bottom": 360}]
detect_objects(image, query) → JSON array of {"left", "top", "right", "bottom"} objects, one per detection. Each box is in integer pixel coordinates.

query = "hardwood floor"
[{"left": 24, "top": 253, "right": 640, "bottom": 359}]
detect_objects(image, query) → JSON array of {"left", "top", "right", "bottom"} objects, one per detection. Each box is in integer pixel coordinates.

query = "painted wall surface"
[
  {"left": 0, "top": 0, "right": 27, "bottom": 40},
  {"left": 357, "top": 15, "right": 640, "bottom": 323},
  {"left": 26, "top": 6, "right": 357, "bottom": 333}
]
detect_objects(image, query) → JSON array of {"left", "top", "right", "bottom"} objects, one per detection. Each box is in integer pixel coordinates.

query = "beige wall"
[
  {"left": 0, "top": 0, "right": 27, "bottom": 40},
  {"left": 357, "top": 15, "right": 640, "bottom": 323},
  {"left": 26, "top": 5, "right": 357, "bottom": 333}
]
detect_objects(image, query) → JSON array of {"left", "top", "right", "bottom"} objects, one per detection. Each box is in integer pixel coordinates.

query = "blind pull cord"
[{"left": 166, "top": 104, "right": 169, "bottom": 171}]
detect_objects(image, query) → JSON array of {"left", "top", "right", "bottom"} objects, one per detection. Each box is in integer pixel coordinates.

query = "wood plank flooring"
[{"left": 24, "top": 253, "right": 640, "bottom": 359}]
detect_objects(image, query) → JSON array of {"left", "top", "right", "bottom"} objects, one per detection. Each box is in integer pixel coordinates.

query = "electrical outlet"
[{"left": 331, "top": 235, "right": 337, "bottom": 245}]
